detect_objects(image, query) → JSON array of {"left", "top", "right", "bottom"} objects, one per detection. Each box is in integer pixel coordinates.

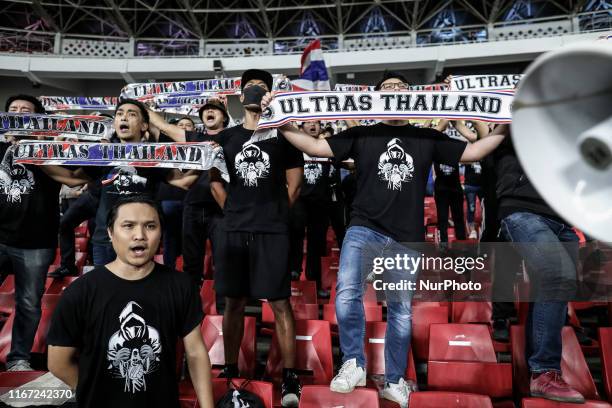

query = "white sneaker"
[
  {"left": 469, "top": 230, "right": 478, "bottom": 239},
  {"left": 329, "top": 358, "right": 366, "bottom": 393},
  {"left": 7, "top": 360, "right": 33, "bottom": 371},
  {"left": 382, "top": 378, "right": 411, "bottom": 408}
]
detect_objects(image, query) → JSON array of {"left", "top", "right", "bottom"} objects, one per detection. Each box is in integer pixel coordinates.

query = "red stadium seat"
[
  {"left": 291, "top": 281, "right": 317, "bottom": 304},
  {"left": 201, "top": 315, "right": 256, "bottom": 377},
  {"left": 42, "top": 276, "right": 78, "bottom": 309},
  {"left": 265, "top": 320, "right": 333, "bottom": 385},
  {"left": 0, "top": 308, "right": 55, "bottom": 363},
  {"left": 200, "top": 280, "right": 217, "bottom": 315},
  {"left": 298, "top": 385, "right": 379, "bottom": 407},
  {"left": 427, "top": 323, "right": 512, "bottom": 398},
  {"left": 364, "top": 321, "right": 416, "bottom": 381},
  {"left": 409, "top": 391, "right": 493, "bottom": 408},
  {"left": 599, "top": 327, "right": 612, "bottom": 402},
  {"left": 511, "top": 325, "right": 599, "bottom": 400},
  {"left": 521, "top": 398, "right": 611, "bottom": 408},
  {"left": 451, "top": 302, "right": 492, "bottom": 324},
  {"left": 412, "top": 303, "right": 449, "bottom": 361},
  {"left": 0, "top": 371, "right": 48, "bottom": 388},
  {"left": 75, "top": 236, "right": 88, "bottom": 252},
  {"left": 74, "top": 221, "right": 88, "bottom": 237}
]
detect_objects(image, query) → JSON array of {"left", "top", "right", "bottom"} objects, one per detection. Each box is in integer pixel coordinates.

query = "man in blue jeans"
[
  {"left": 265, "top": 72, "right": 509, "bottom": 407},
  {"left": 0, "top": 95, "right": 90, "bottom": 370},
  {"left": 495, "top": 132, "right": 584, "bottom": 403}
]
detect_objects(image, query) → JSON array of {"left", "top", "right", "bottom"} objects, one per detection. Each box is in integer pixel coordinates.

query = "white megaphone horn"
[{"left": 512, "top": 42, "right": 612, "bottom": 242}]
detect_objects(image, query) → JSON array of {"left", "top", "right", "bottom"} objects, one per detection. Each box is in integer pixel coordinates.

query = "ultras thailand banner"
[
  {"left": 10, "top": 141, "right": 228, "bottom": 176},
  {"left": 39, "top": 96, "right": 119, "bottom": 111},
  {"left": 256, "top": 91, "right": 514, "bottom": 129},
  {"left": 0, "top": 113, "right": 114, "bottom": 141},
  {"left": 121, "top": 75, "right": 292, "bottom": 100},
  {"left": 449, "top": 75, "right": 523, "bottom": 91}
]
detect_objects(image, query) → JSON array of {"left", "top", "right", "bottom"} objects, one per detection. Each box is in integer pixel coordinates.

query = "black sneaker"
[
  {"left": 492, "top": 319, "right": 510, "bottom": 343},
  {"left": 218, "top": 365, "right": 239, "bottom": 379},
  {"left": 281, "top": 371, "right": 301, "bottom": 407},
  {"left": 48, "top": 265, "right": 78, "bottom": 279}
]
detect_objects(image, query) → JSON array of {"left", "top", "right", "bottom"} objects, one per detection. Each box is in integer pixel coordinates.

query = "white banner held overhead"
[
  {"left": 0, "top": 113, "right": 114, "bottom": 141},
  {"left": 256, "top": 91, "right": 514, "bottom": 130},
  {"left": 450, "top": 75, "right": 523, "bottom": 91},
  {"left": 39, "top": 96, "right": 119, "bottom": 111}
]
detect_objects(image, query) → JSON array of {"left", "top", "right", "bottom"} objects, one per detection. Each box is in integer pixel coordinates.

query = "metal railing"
[{"left": 0, "top": 10, "right": 609, "bottom": 58}]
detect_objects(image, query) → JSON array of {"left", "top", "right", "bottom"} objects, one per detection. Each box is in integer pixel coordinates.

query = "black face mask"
[{"left": 241, "top": 85, "right": 267, "bottom": 111}]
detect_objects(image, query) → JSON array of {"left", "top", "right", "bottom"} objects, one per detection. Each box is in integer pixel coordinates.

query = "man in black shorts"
[
  {"left": 47, "top": 196, "right": 214, "bottom": 408},
  {"left": 210, "top": 69, "right": 303, "bottom": 407}
]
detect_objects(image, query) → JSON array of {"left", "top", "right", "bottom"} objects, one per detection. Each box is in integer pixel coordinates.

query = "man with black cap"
[
  {"left": 148, "top": 98, "right": 229, "bottom": 286},
  {"left": 261, "top": 71, "right": 508, "bottom": 407},
  {"left": 209, "top": 69, "right": 304, "bottom": 407},
  {"left": 0, "top": 95, "right": 90, "bottom": 371}
]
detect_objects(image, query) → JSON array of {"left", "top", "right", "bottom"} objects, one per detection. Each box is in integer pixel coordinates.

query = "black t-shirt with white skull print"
[
  {"left": 216, "top": 125, "right": 304, "bottom": 233},
  {"left": 85, "top": 165, "right": 170, "bottom": 246},
  {"left": 433, "top": 162, "right": 462, "bottom": 192},
  {"left": 301, "top": 154, "right": 331, "bottom": 201},
  {"left": 327, "top": 123, "right": 466, "bottom": 242},
  {"left": 47, "top": 263, "right": 202, "bottom": 408},
  {"left": 0, "top": 142, "right": 61, "bottom": 249}
]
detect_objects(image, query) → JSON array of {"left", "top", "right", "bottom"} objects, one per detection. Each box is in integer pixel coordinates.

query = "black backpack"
[{"left": 215, "top": 380, "right": 265, "bottom": 408}]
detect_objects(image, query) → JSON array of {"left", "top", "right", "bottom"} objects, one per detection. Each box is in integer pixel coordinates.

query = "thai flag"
[{"left": 291, "top": 39, "right": 331, "bottom": 91}]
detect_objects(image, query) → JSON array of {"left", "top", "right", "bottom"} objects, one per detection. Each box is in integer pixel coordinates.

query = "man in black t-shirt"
[
  {"left": 47, "top": 196, "right": 214, "bottom": 408},
  {"left": 263, "top": 72, "right": 508, "bottom": 407},
  {"left": 288, "top": 121, "right": 333, "bottom": 296},
  {"left": 0, "top": 95, "right": 91, "bottom": 372},
  {"left": 209, "top": 69, "right": 303, "bottom": 407},
  {"left": 148, "top": 99, "right": 229, "bottom": 286}
]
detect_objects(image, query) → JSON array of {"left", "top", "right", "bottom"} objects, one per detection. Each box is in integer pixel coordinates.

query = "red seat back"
[
  {"left": 265, "top": 320, "right": 333, "bottom": 384},
  {"left": 298, "top": 385, "right": 379, "bottom": 408},
  {"left": 200, "top": 280, "right": 217, "bottom": 315},
  {"left": 409, "top": 391, "right": 493, "bottom": 408},
  {"left": 211, "top": 379, "right": 274, "bottom": 408},
  {"left": 429, "top": 324, "right": 497, "bottom": 362},
  {"left": 201, "top": 315, "right": 256, "bottom": 377},
  {"left": 451, "top": 302, "right": 492, "bottom": 324},
  {"left": 364, "top": 321, "right": 416, "bottom": 380},
  {"left": 511, "top": 325, "right": 599, "bottom": 400},
  {"left": 412, "top": 303, "right": 449, "bottom": 361}
]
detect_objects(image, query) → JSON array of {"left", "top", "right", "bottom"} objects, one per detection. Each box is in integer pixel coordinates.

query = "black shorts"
[{"left": 213, "top": 230, "right": 290, "bottom": 300}]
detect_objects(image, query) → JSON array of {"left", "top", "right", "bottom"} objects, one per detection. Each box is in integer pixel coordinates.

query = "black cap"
[
  {"left": 375, "top": 71, "right": 410, "bottom": 91},
  {"left": 241, "top": 69, "right": 273, "bottom": 91},
  {"left": 198, "top": 98, "right": 229, "bottom": 127},
  {"left": 5, "top": 94, "right": 46, "bottom": 114}
]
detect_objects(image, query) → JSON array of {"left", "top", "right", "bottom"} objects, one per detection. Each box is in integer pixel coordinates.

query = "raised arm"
[
  {"left": 453, "top": 120, "right": 478, "bottom": 143},
  {"left": 147, "top": 109, "right": 186, "bottom": 142},
  {"left": 460, "top": 123, "right": 508, "bottom": 163},
  {"left": 48, "top": 346, "right": 79, "bottom": 390},
  {"left": 40, "top": 166, "right": 90, "bottom": 187},
  {"left": 261, "top": 92, "right": 334, "bottom": 158},
  {"left": 183, "top": 326, "right": 214, "bottom": 408},
  {"left": 166, "top": 169, "right": 200, "bottom": 190}
]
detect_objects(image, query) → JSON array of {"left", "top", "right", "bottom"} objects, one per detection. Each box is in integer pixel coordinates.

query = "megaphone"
[{"left": 512, "top": 42, "right": 612, "bottom": 242}]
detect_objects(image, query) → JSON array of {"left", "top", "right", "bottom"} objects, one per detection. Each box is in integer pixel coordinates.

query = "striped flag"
[{"left": 291, "top": 39, "right": 331, "bottom": 91}]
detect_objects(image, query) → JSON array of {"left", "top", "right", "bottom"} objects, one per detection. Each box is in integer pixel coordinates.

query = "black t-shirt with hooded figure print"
[
  {"left": 327, "top": 123, "right": 466, "bottom": 242},
  {"left": 0, "top": 142, "right": 61, "bottom": 249},
  {"left": 216, "top": 125, "right": 304, "bottom": 233},
  {"left": 47, "top": 263, "right": 203, "bottom": 408}
]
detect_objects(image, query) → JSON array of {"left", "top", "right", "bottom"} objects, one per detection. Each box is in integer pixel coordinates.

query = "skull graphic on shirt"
[
  {"left": 304, "top": 163, "right": 323, "bottom": 185},
  {"left": 234, "top": 144, "right": 270, "bottom": 187},
  {"left": 377, "top": 138, "right": 414, "bottom": 191},
  {"left": 107, "top": 301, "right": 161, "bottom": 394},
  {"left": 0, "top": 149, "right": 35, "bottom": 203}
]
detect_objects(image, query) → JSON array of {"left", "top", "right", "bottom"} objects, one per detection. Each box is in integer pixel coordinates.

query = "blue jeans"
[
  {"left": 336, "top": 226, "right": 417, "bottom": 384},
  {"left": 92, "top": 242, "right": 116, "bottom": 266},
  {"left": 463, "top": 184, "right": 482, "bottom": 224},
  {"left": 161, "top": 200, "right": 183, "bottom": 270},
  {"left": 0, "top": 244, "right": 55, "bottom": 364},
  {"left": 500, "top": 212, "right": 579, "bottom": 373}
]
